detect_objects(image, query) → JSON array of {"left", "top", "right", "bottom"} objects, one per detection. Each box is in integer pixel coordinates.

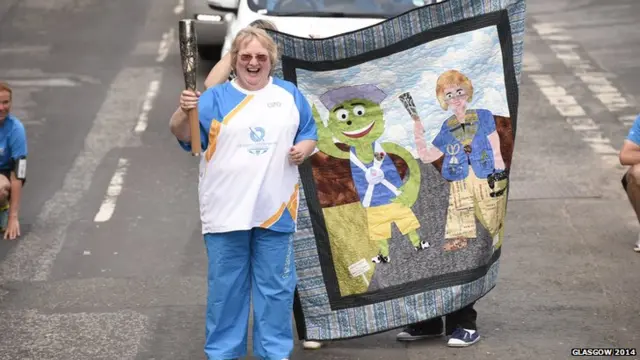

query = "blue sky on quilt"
[{"left": 297, "top": 25, "right": 510, "bottom": 157}]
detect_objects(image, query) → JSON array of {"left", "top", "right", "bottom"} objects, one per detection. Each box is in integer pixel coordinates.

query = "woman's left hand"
[{"left": 289, "top": 145, "right": 306, "bottom": 165}]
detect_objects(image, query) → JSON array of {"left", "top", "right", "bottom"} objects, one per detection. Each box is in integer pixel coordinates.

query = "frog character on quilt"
[
  {"left": 400, "top": 70, "right": 509, "bottom": 253},
  {"left": 312, "top": 84, "right": 429, "bottom": 264}
]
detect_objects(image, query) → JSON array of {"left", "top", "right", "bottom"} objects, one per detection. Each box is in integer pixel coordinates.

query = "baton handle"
[{"left": 189, "top": 107, "right": 201, "bottom": 156}]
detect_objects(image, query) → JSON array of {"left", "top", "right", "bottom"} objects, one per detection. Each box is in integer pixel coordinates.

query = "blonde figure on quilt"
[{"left": 400, "top": 70, "right": 509, "bottom": 251}]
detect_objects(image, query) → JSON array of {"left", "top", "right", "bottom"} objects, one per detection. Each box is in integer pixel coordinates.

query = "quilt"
[{"left": 268, "top": 0, "right": 527, "bottom": 341}]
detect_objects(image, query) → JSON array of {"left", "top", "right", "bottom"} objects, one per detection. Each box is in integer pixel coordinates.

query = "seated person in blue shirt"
[
  {"left": 619, "top": 113, "right": 640, "bottom": 252},
  {"left": 0, "top": 82, "right": 27, "bottom": 240}
]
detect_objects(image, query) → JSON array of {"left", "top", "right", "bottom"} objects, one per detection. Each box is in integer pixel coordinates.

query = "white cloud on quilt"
[{"left": 296, "top": 26, "right": 511, "bottom": 157}]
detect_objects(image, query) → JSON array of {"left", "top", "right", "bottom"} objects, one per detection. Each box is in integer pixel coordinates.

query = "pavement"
[{"left": 0, "top": 0, "right": 639, "bottom": 359}]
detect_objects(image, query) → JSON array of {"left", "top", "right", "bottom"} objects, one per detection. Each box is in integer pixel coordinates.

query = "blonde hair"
[
  {"left": 230, "top": 27, "right": 279, "bottom": 75},
  {"left": 435, "top": 70, "right": 473, "bottom": 110},
  {"left": 0, "top": 82, "right": 12, "bottom": 100},
  {"left": 249, "top": 19, "right": 277, "bottom": 31}
]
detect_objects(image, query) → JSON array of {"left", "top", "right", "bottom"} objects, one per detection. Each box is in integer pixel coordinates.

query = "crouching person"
[
  {"left": 0, "top": 82, "right": 27, "bottom": 241},
  {"left": 619, "top": 113, "right": 640, "bottom": 252}
]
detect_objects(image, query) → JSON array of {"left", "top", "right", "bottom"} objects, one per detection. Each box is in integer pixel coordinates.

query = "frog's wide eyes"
[
  {"left": 353, "top": 105, "right": 366, "bottom": 116},
  {"left": 335, "top": 109, "right": 349, "bottom": 121}
]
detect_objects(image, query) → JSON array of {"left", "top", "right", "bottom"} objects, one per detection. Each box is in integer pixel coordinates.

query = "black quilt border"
[{"left": 287, "top": 9, "right": 518, "bottom": 317}]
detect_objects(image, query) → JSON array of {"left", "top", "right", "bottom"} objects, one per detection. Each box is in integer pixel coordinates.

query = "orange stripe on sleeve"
[
  {"left": 205, "top": 120, "right": 222, "bottom": 163},
  {"left": 223, "top": 94, "right": 254, "bottom": 125}
]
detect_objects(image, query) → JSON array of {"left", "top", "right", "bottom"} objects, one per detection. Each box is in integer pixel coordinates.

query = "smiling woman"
[
  {"left": 169, "top": 27, "right": 318, "bottom": 360},
  {"left": 230, "top": 27, "right": 279, "bottom": 90}
]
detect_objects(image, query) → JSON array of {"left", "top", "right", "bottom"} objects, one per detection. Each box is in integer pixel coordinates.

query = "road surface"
[{"left": 0, "top": 0, "right": 638, "bottom": 359}]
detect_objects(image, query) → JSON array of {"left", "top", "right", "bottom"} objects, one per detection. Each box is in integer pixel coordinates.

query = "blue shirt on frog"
[
  {"left": 349, "top": 142, "right": 404, "bottom": 208},
  {"left": 0, "top": 114, "right": 27, "bottom": 171}
]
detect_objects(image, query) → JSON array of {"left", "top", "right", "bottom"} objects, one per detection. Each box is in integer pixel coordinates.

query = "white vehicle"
[
  {"left": 185, "top": 0, "right": 232, "bottom": 59},
  {"left": 206, "top": 0, "right": 436, "bottom": 58}
]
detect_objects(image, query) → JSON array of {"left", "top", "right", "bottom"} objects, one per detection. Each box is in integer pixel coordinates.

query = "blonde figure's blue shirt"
[{"left": 178, "top": 77, "right": 318, "bottom": 234}]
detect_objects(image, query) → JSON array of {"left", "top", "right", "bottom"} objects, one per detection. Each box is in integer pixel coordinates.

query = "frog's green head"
[{"left": 319, "top": 84, "right": 386, "bottom": 146}]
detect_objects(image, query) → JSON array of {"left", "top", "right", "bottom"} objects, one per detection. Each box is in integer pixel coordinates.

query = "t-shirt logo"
[
  {"left": 246, "top": 127, "right": 270, "bottom": 155},
  {"left": 249, "top": 127, "right": 266, "bottom": 142}
]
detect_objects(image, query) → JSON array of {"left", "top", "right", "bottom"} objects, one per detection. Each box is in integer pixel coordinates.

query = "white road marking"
[
  {"left": 3, "top": 72, "right": 100, "bottom": 130},
  {"left": 588, "top": 142, "right": 618, "bottom": 155},
  {"left": 132, "top": 41, "right": 161, "bottom": 56},
  {"left": 522, "top": 52, "right": 542, "bottom": 72},
  {"left": 1, "top": 71, "right": 94, "bottom": 129},
  {"left": 94, "top": 158, "right": 130, "bottom": 223},
  {"left": 0, "top": 45, "right": 51, "bottom": 54},
  {"left": 8, "top": 87, "right": 47, "bottom": 127},
  {"left": 5, "top": 78, "right": 79, "bottom": 87},
  {"left": 1, "top": 68, "right": 101, "bottom": 83},
  {"left": 566, "top": 117, "right": 598, "bottom": 131},
  {"left": 531, "top": 22, "right": 572, "bottom": 41},
  {"left": 0, "top": 66, "right": 162, "bottom": 283},
  {"left": 157, "top": 28, "right": 175, "bottom": 63},
  {"left": 134, "top": 80, "right": 161, "bottom": 133},
  {"left": 619, "top": 114, "right": 637, "bottom": 127},
  {"left": 532, "top": 22, "right": 637, "bottom": 122},
  {"left": 528, "top": 21, "right": 639, "bottom": 171},
  {"left": 528, "top": 74, "right": 622, "bottom": 167},
  {"left": 174, "top": 0, "right": 184, "bottom": 14}
]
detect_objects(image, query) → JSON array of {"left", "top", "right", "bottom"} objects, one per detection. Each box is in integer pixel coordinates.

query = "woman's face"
[
  {"left": 443, "top": 84, "right": 468, "bottom": 112},
  {"left": 235, "top": 38, "right": 271, "bottom": 91}
]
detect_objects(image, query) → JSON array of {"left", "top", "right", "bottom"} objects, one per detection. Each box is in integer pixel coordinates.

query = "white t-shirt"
[{"left": 178, "top": 77, "right": 318, "bottom": 234}]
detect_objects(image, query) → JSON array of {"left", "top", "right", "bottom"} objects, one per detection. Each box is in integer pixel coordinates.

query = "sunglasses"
[{"left": 239, "top": 54, "right": 269, "bottom": 63}]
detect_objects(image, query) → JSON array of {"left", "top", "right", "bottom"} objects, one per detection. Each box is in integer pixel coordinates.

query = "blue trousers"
[{"left": 203, "top": 228, "right": 296, "bottom": 360}]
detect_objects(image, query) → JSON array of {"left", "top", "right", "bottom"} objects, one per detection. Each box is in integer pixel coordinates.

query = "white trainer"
[{"left": 303, "top": 340, "right": 322, "bottom": 350}]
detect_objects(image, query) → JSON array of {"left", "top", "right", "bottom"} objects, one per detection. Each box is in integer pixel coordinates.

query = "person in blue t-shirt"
[
  {"left": 170, "top": 27, "right": 318, "bottom": 360},
  {"left": 619, "top": 113, "right": 640, "bottom": 252},
  {"left": 0, "top": 82, "right": 27, "bottom": 240},
  {"left": 172, "top": 19, "right": 325, "bottom": 352}
]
